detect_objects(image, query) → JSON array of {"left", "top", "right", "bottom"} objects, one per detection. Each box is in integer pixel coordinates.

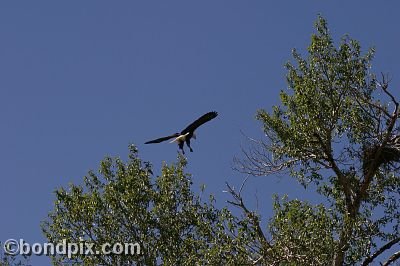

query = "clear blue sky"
[{"left": 1, "top": 2, "right": 399, "bottom": 265}]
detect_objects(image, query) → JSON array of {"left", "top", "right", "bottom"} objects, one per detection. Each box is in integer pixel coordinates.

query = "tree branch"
[
  {"left": 361, "top": 237, "right": 400, "bottom": 266},
  {"left": 313, "top": 132, "right": 353, "bottom": 210},
  {"left": 382, "top": 250, "right": 400, "bottom": 266},
  {"left": 233, "top": 138, "right": 298, "bottom": 176},
  {"left": 358, "top": 90, "right": 399, "bottom": 203},
  {"left": 225, "top": 182, "right": 272, "bottom": 252}
]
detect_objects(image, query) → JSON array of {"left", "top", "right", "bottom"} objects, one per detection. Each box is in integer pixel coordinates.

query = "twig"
[
  {"left": 225, "top": 182, "right": 272, "bottom": 250},
  {"left": 382, "top": 250, "right": 400, "bottom": 266},
  {"left": 361, "top": 237, "right": 400, "bottom": 266}
]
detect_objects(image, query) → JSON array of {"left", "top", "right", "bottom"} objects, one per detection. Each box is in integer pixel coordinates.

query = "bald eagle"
[{"left": 145, "top": 111, "right": 218, "bottom": 154}]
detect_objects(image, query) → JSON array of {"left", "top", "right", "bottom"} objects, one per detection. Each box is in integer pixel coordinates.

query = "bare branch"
[
  {"left": 225, "top": 182, "right": 272, "bottom": 250},
  {"left": 361, "top": 237, "right": 400, "bottom": 266},
  {"left": 359, "top": 94, "right": 400, "bottom": 203},
  {"left": 382, "top": 250, "right": 400, "bottom": 266},
  {"left": 239, "top": 175, "right": 250, "bottom": 195},
  {"left": 377, "top": 72, "right": 398, "bottom": 108},
  {"left": 233, "top": 138, "right": 298, "bottom": 176},
  {"left": 252, "top": 255, "right": 264, "bottom": 265}
]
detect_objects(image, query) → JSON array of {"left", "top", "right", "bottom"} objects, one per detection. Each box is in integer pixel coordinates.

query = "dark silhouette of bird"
[{"left": 145, "top": 111, "right": 218, "bottom": 154}]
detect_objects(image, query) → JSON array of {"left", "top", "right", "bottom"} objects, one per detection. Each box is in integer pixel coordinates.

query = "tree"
[
  {"left": 236, "top": 16, "right": 400, "bottom": 265},
  {"left": 42, "top": 16, "right": 400, "bottom": 266},
  {"left": 42, "top": 145, "right": 258, "bottom": 265}
]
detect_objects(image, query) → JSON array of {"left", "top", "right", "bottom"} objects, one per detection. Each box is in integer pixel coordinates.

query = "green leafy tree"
[
  {"left": 42, "top": 16, "right": 400, "bottom": 266},
  {"left": 236, "top": 16, "right": 400, "bottom": 265},
  {"left": 42, "top": 145, "right": 259, "bottom": 265}
]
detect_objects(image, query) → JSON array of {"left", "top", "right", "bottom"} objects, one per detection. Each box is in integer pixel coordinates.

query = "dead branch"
[
  {"left": 225, "top": 182, "right": 272, "bottom": 251},
  {"left": 361, "top": 237, "right": 400, "bottom": 266},
  {"left": 382, "top": 250, "right": 400, "bottom": 266}
]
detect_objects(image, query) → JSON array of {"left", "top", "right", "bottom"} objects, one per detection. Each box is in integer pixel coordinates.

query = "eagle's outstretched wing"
[
  {"left": 181, "top": 111, "right": 218, "bottom": 134},
  {"left": 145, "top": 133, "right": 180, "bottom": 144}
]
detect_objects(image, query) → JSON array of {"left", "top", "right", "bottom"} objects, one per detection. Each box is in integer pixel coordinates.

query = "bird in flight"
[{"left": 145, "top": 111, "right": 218, "bottom": 154}]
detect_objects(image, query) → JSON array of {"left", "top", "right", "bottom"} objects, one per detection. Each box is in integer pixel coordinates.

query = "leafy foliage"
[
  {"left": 237, "top": 16, "right": 400, "bottom": 265},
  {"left": 42, "top": 145, "right": 256, "bottom": 265},
  {"left": 269, "top": 196, "right": 335, "bottom": 265},
  {"left": 40, "top": 16, "right": 400, "bottom": 266}
]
